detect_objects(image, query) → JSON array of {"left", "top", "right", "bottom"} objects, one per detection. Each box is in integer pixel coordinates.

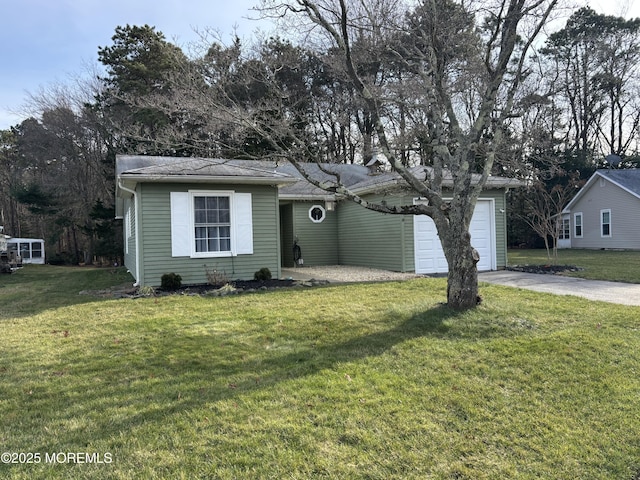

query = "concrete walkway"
[{"left": 479, "top": 271, "right": 640, "bottom": 307}]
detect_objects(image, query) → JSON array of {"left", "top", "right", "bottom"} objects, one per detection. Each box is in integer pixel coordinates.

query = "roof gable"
[
  {"left": 599, "top": 169, "right": 640, "bottom": 197},
  {"left": 563, "top": 169, "right": 640, "bottom": 212}
]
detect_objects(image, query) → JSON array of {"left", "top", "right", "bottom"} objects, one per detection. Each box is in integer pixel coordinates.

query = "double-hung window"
[
  {"left": 574, "top": 213, "right": 583, "bottom": 238},
  {"left": 194, "top": 195, "right": 231, "bottom": 253},
  {"left": 601, "top": 209, "right": 612, "bottom": 237},
  {"left": 170, "top": 190, "right": 253, "bottom": 258}
]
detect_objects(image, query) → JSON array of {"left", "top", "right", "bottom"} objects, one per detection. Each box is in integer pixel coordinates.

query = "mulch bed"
[
  {"left": 154, "top": 278, "right": 330, "bottom": 297},
  {"left": 81, "top": 278, "right": 330, "bottom": 299},
  {"left": 168, "top": 279, "right": 297, "bottom": 294}
]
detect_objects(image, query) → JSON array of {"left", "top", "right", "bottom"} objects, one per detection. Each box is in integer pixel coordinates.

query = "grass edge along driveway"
[
  {"left": 1, "top": 265, "right": 639, "bottom": 479},
  {"left": 508, "top": 248, "right": 640, "bottom": 283}
]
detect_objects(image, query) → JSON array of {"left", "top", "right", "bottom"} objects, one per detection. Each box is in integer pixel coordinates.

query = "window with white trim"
[
  {"left": 308, "top": 205, "right": 326, "bottom": 223},
  {"left": 574, "top": 213, "right": 583, "bottom": 238},
  {"left": 559, "top": 218, "right": 570, "bottom": 240},
  {"left": 31, "top": 241, "right": 42, "bottom": 259},
  {"left": 601, "top": 209, "right": 611, "bottom": 237},
  {"left": 8, "top": 240, "right": 43, "bottom": 260},
  {"left": 194, "top": 195, "right": 231, "bottom": 253},
  {"left": 170, "top": 190, "right": 253, "bottom": 258},
  {"left": 573, "top": 213, "right": 582, "bottom": 238}
]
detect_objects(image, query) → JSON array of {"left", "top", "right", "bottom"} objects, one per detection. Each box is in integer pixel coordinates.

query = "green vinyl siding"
[
  {"left": 288, "top": 202, "right": 338, "bottom": 266},
  {"left": 133, "top": 182, "right": 509, "bottom": 286},
  {"left": 338, "top": 194, "right": 411, "bottom": 272},
  {"left": 489, "top": 190, "right": 508, "bottom": 269},
  {"left": 138, "top": 182, "right": 281, "bottom": 287},
  {"left": 337, "top": 190, "right": 507, "bottom": 272}
]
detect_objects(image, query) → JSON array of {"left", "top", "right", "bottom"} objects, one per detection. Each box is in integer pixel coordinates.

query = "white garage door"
[{"left": 413, "top": 199, "right": 496, "bottom": 274}]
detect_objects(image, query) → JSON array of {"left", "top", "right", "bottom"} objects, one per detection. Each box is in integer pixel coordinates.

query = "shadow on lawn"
[
  {"left": 0, "top": 265, "right": 134, "bottom": 319},
  {"left": 9, "top": 303, "right": 523, "bottom": 454}
]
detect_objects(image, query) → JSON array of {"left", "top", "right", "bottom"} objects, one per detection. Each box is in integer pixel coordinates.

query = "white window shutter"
[
  {"left": 234, "top": 193, "right": 253, "bottom": 255},
  {"left": 170, "top": 192, "right": 191, "bottom": 257}
]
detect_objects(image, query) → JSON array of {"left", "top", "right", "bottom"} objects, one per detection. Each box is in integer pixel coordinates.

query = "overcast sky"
[
  {"left": 0, "top": 0, "right": 272, "bottom": 129},
  {"left": 0, "top": 0, "right": 638, "bottom": 130}
]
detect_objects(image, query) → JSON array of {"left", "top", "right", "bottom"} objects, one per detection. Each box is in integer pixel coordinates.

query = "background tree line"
[{"left": 1, "top": 4, "right": 639, "bottom": 265}]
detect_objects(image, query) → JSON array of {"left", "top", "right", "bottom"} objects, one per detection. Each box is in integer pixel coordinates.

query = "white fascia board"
[{"left": 278, "top": 193, "right": 337, "bottom": 201}]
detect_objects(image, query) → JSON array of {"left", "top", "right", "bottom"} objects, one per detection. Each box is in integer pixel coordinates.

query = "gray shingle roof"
[
  {"left": 344, "top": 165, "right": 524, "bottom": 194},
  {"left": 117, "top": 155, "right": 292, "bottom": 183},
  {"left": 275, "top": 163, "right": 523, "bottom": 198},
  {"left": 275, "top": 162, "right": 372, "bottom": 198},
  {"left": 598, "top": 169, "right": 640, "bottom": 197},
  {"left": 116, "top": 155, "right": 523, "bottom": 198}
]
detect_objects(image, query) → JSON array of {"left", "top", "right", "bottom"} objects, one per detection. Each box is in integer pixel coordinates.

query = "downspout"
[{"left": 118, "top": 180, "right": 141, "bottom": 287}]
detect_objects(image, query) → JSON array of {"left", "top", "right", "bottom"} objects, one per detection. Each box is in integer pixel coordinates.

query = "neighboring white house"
[
  {"left": 6, "top": 237, "right": 46, "bottom": 264},
  {"left": 561, "top": 169, "right": 640, "bottom": 250}
]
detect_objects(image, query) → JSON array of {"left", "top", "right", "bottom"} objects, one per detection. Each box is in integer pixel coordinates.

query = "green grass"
[
  {"left": 0, "top": 265, "right": 134, "bottom": 318},
  {"left": 508, "top": 248, "right": 640, "bottom": 283},
  {"left": 1, "top": 266, "right": 640, "bottom": 479}
]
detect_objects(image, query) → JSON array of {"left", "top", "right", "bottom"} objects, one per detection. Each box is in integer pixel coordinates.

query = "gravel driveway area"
[{"left": 281, "top": 265, "right": 420, "bottom": 283}]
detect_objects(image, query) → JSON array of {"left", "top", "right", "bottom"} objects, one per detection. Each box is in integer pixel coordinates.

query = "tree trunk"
[{"left": 442, "top": 230, "right": 480, "bottom": 309}]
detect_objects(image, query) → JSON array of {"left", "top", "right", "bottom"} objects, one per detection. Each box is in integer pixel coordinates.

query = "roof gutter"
[{"left": 278, "top": 193, "right": 338, "bottom": 201}]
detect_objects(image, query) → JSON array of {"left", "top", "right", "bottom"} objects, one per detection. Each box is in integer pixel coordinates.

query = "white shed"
[{"left": 6, "top": 238, "right": 46, "bottom": 264}]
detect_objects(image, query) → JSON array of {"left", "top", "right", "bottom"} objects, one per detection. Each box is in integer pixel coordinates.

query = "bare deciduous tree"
[
  {"left": 523, "top": 170, "right": 582, "bottom": 260},
  {"left": 253, "top": 0, "right": 561, "bottom": 308}
]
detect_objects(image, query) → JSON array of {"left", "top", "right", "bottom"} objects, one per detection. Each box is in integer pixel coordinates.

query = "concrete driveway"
[
  {"left": 283, "top": 266, "right": 640, "bottom": 306},
  {"left": 479, "top": 271, "right": 640, "bottom": 306}
]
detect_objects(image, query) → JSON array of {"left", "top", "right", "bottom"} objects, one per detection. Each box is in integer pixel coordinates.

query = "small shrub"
[
  {"left": 160, "top": 273, "right": 182, "bottom": 290},
  {"left": 204, "top": 265, "right": 230, "bottom": 286},
  {"left": 138, "top": 285, "right": 156, "bottom": 297},
  {"left": 254, "top": 267, "right": 272, "bottom": 281}
]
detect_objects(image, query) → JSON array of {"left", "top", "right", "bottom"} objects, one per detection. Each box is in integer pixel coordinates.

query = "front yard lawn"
[
  {"left": 1, "top": 266, "right": 639, "bottom": 479},
  {"left": 508, "top": 248, "right": 640, "bottom": 283}
]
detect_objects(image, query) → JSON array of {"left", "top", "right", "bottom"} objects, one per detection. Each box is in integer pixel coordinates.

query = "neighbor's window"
[
  {"left": 20, "top": 242, "right": 30, "bottom": 259},
  {"left": 601, "top": 209, "right": 611, "bottom": 237},
  {"left": 559, "top": 218, "right": 570, "bottom": 240},
  {"left": 31, "top": 242, "right": 43, "bottom": 258},
  {"left": 194, "top": 195, "right": 231, "bottom": 253},
  {"left": 574, "top": 213, "right": 583, "bottom": 238}
]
